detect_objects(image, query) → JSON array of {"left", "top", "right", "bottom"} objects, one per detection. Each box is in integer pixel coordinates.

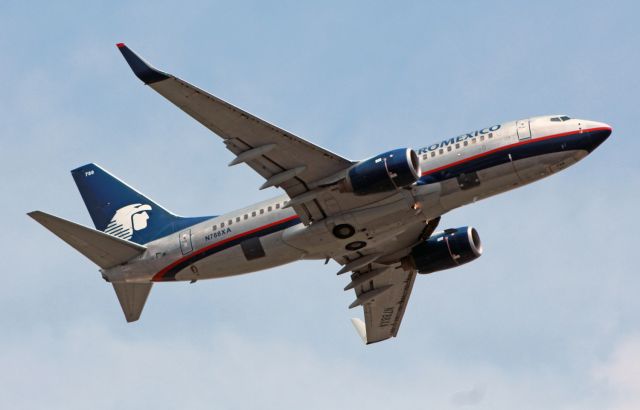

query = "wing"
[
  {"left": 343, "top": 262, "right": 418, "bottom": 344},
  {"left": 338, "top": 217, "right": 439, "bottom": 344},
  {"left": 117, "top": 44, "right": 356, "bottom": 223}
]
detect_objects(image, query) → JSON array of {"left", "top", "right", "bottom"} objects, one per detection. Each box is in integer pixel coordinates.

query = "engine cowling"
[
  {"left": 405, "top": 226, "right": 482, "bottom": 274},
  {"left": 343, "top": 148, "right": 421, "bottom": 195}
]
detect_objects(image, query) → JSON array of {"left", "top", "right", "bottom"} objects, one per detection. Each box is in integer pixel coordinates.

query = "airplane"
[{"left": 28, "top": 43, "right": 612, "bottom": 344}]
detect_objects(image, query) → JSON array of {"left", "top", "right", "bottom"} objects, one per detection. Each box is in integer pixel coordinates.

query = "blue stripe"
[
  {"left": 419, "top": 128, "right": 610, "bottom": 184},
  {"left": 156, "top": 217, "right": 302, "bottom": 281}
]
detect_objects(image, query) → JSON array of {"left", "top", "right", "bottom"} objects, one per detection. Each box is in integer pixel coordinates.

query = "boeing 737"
[{"left": 29, "top": 44, "right": 612, "bottom": 344}]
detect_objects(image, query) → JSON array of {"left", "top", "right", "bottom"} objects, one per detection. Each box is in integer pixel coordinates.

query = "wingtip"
[
  {"left": 350, "top": 318, "right": 367, "bottom": 344},
  {"left": 116, "top": 44, "right": 170, "bottom": 85}
]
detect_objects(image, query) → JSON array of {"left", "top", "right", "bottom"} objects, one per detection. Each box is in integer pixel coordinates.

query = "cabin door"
[
  {"left": 516, "top": 119, "right": 532, "bottom": 140},
  {"left": 179, "top": 229, "right": 193, "bottom": 255}
]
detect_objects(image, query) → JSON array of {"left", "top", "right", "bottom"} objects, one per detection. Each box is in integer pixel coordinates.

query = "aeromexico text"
[{"left": 417, "top": 124, "right": 501, "bottom": 154}]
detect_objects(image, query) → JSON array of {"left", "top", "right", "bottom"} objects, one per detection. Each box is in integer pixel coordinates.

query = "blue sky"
[{"left": 2, "top": 1, "right": 640, "bottom": 408}]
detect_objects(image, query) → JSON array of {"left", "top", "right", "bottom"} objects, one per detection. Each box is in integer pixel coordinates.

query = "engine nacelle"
[
  {"left": 343, "top": 148, "right": 421, "bottom": 195},
  {"left": 404, "top": 226, "right": 482, "bottom": 274}
]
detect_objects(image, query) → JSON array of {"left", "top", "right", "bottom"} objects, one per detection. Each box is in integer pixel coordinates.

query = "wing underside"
[
  {"left": 346, "top": 263, "right": 418, "bottom": 344},
  {"left": 117, "top": 43, "right": 361, "bottom": 224}
]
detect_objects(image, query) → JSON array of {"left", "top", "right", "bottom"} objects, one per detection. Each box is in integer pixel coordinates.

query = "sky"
[{"left": 2, "top": 0, "right": 640, "bottom": 408}]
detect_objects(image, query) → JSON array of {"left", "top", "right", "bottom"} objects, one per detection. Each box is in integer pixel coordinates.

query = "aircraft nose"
[{"left": 585, "top": 121, "right": 612, "bottom": 152}]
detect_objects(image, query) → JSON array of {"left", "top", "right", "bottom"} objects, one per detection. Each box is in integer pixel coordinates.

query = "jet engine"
[
  {"left": 342, "top": 148, "right": 421, "bottom": 195},
  {"left": 403, "top": 226, "right": 482, "bottom": 274}
]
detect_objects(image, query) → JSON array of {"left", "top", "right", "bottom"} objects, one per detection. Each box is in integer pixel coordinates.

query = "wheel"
[
  {"left": 345, "top": 241, "right": 367, "bottom": 251},
  {"left": 333, "top": 224, "right": 355, "bottom": 239}
]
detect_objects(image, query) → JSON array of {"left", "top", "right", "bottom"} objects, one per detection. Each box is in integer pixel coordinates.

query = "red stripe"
[
  {"left": 421, "top": 127, "right": 610, "bottom": 176},
  {"left": 151, "top": 215, "right": 299, "bottom": 281}
]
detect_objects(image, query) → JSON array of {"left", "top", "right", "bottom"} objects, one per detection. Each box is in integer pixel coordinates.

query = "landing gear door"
[
  {"left": 516, "top": 119, "right": 532, "bottom": 141},
  {"left": 179, "top": 229, "right": 193, "bottom": 255}
]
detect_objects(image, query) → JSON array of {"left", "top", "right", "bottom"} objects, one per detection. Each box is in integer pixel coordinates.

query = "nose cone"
[{"left": 585, "top": 121, "right": 612, "bottom": 152}]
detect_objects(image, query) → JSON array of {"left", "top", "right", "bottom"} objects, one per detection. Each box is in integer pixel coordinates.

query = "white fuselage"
[{"left": 105, "top": 115, "right": 610, "bottom": 283}]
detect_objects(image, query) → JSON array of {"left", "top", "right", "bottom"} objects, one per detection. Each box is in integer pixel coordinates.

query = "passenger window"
[
  {"left": 472, "top": 138, "right": 477, "bottom": 144},
  {"left": 268, "top": 206, "right": 272, "bottom": 212},
  {"left": 488, "top": 133, "right": 493, "bottom": 138},
  {"left": 213, "top": 225, "right": 217, "bottom": 231},
  {"left": 455, "top": 143, "right": 460, "bottom": 149},
  {"left": 275, "top": 203, "right": 280, "bottom": 209},
  {"left": 260, "top": 209, "right": 264, "bottom": 215},
  {"left": 228, "top": 220, "right": 232, "bottom": 226},
  {"left": 447, "top": 146, "right": 452, "bottom": 152},
  {"left": 463, "top": 141, "right": 468, "bottom": 146},
  {"left": 236, "top": 217, "right": 240, "bottom": 222},
  {"left": 244, "top": 214, "right": 248, "bottom": 220},
  {"left": 430, "top": 151, "right": 435, "bottom": 157},
  {"left": 480, "top": 135, "right": 485, "bottom": 141},
  {"left": 221, "top": 222, "right": 225, "bottom": 228},
  {"left": 422, "top": 154, "right": 428, "bottom": 160},
  {"left": 251, "top": 211, "right": 256, "bottom": 217},
  {"left": 439, "top": 149, "right": 444, "bottom": 154}
]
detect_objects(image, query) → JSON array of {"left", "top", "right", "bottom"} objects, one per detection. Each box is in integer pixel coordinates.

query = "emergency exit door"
[{"left": 516, "top": 119, "right": 532, "bottom": 140}]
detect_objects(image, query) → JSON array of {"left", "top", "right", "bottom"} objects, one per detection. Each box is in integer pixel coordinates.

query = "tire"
[
  {"left": 333, "top": 224, "right": 355, "bottom": 239},
  {"left": 345, "top": 241, "right": 367, "bottom": 251}
]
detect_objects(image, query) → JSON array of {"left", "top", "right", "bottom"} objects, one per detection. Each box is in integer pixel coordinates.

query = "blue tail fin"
[{"left": 71, "top": 164, "right": 211, "bottom": 244}]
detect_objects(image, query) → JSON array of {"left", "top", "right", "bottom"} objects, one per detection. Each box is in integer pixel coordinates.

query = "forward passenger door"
[{"left": 516, "top": 119, "right": 532, "bottom": 140}]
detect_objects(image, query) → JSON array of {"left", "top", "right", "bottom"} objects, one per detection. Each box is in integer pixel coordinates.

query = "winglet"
[
  {"left": 350, "top": 318, "right": 367, "bottom": 344},
  {"left": 116, "top": 43, "right": 171, "bottom": 84}
]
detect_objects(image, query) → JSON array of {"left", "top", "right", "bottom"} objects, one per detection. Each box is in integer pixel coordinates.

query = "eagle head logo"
[{"left": 104, "top": 203, "right": 152, "bottom": 240}]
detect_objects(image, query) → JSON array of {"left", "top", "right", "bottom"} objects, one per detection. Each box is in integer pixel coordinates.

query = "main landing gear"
[
  {"left": 333, "top": 224, "right": 355, "bottom": 239},
  {"left": 333, "top": 224, "right": 367, "bottom": 251}
]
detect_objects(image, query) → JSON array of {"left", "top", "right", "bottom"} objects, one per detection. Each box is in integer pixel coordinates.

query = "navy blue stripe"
[
  {"left": 156, "top": 217, "right": 301, "bottom": 281},
  {"left": 419, "top": 129, "right": 609, "bottom": 184}
]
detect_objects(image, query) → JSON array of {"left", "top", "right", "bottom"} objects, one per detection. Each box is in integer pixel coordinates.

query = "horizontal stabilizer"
[
  {"left": 112, "top": 282, "right": 152, "bottom": 322},
  {"left": 28, "top": 211, "right": 146, "bottom": 269}
]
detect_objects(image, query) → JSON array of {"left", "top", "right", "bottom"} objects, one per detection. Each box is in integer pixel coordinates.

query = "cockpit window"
[
  {"left": 560, "top": 116, "right": 571, "bottom": 121},
  {"left": 550, "top": 115, "right": 571, "bottom": 122},
  {"left": 550, "top": 117, "right": 561, "bottom": 122}
]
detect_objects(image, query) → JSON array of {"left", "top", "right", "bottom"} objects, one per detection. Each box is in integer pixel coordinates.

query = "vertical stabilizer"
[{"left": 71, "top": 163, "right": 211, "bottom": 244}]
